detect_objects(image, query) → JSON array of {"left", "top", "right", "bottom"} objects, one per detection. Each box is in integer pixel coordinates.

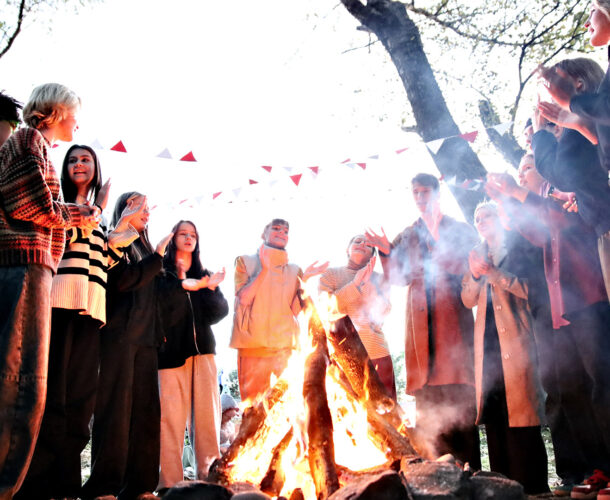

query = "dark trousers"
[
  {"left": 483, "top": 389, "right": 549, "bottom": 495},
  {"left": 81, "top": 339, "right": 160, "bottom": 500},
  {"left": 413, "top": 384, "right": 481, "bottom": 470},
  {"left": 0, "top": 265, "right": 52, "bottom": 500},
  {"left": 554, "top": 302, "right": 610, "bottom": 473},
  {"left": 533, "top": 315, "right": 587, "bottom": 484},
  {"left": 16, "top": 309, "right": 101, "bottom": 500}
]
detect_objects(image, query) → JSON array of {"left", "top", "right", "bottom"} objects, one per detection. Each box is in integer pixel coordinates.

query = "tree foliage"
[
  {"left": 340, "top": 0, "right": 594, "bottom": 169},
  {"left": 0, "top": 0, "right": 94, "bottom": 60}
]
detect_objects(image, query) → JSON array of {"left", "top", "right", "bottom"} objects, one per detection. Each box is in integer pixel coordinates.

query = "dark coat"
[
  {"left": 570, "top": 49, "right": 610, "bottom": 173},
  {"left": 157, "top": 270, "right": 229, "bottom": 369},
  {"left": 531, "top": 128, "right": 610, "bottom": 237},
  {"left": 103, "top": 252, "right": 163, "bottom": 347}
]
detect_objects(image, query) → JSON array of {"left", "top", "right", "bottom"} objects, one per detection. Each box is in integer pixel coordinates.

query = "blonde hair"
[
  {"left": 594, "top": 0, "right": 610, "bottom": 20},
  {"left": 22, "top": 83, "right": 81, "bottom": 130}
]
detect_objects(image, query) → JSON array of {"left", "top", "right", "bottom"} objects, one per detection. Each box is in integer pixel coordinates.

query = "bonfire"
[{"left": 209, "top": 287, "right": 421, "bottom": 499}]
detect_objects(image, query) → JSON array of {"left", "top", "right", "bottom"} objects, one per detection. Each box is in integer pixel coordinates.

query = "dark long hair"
[
  {"left": 60, "top": 144, "right": 103, "bottom": 203},
  {"left": 111, "top": 191, "right": 154, "bottom": 263},
  {"left": 163, "top": 220, "right": 205, "bottom": 279}
]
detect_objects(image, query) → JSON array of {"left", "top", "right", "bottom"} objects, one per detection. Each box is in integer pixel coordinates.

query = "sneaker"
[
  {"left": 598, "top": 486, "right": 610, "bottom": 500},
  {"left": 571, "top": 470, "right": 610, "bottom": 499}
]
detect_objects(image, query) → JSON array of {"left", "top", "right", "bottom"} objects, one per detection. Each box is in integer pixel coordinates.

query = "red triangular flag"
[
  {"left": 52, "top": 143, "right": 59, "bottom": 148},
  {"left": 212, "top": 192, "right": 222, "bottom": 200},
  {"left": 308, "top": 166, "right": 319, "bottom": 175},
  {"left": 249, "top": 179, "right": 258, "bottom": 185},
  {"left": 110, "top": 140, "right": 127, "bottom": 152},
  {"left": 459, "top": 131, "right": 478, "bottom": 143},
  {"left": 261, "top": 166, "right": 272, "bottom": 173},
  {"left": 178, "top": 199, "right": 188, "bottom": 205},
  {"left": 341, "top": 158, "right": 351, "bottom": 164},
  {"left": 180, "top": 151, "right": 197, "bottom": 162},
  {"left": 290, "top": 174, "right": 302, "bottom": 186},
  {"left": 356, "top": 163, "right": 367, "bottom": 170},
  {"left": 395, "top": 147, "right": 408, "bottom": 154}
]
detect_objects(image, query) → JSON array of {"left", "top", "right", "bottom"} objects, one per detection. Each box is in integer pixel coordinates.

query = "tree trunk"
[
  {"left": 340, "top": 0, "right": 486, "bottom": 222},
  {"left": 478, "top": 100, "right": 525, "bottom": 169}
]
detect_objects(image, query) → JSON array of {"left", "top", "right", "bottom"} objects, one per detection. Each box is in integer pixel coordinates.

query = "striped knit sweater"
[
  {"left": 51, "top": 223, "right": 139, "bottom": 325},
  {"left": 0, "top": 127, "right": 82, "bottom": 272},
  {"left": 319, "top": 266, "right": 391, "bottom": 359}
]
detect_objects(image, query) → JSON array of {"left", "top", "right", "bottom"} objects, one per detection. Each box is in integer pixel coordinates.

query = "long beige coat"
[{"left": 461, "top": 244, "right": 544, "bottom": 428}]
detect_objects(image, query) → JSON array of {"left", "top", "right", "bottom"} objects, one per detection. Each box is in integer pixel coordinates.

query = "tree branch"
[{"left": 0, "top": 0, "right": 27, "bottom": 60}]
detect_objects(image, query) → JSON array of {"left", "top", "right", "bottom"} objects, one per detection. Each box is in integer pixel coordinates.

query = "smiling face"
[
  {"left": 67, "top": 148, "right": 96, "bottom": 189},
  {"left": 174, "top": 222, "right": 198, "bottom": 254},
  {"left": 586, "top": 3, "right": 610, "bottom": 46},
  {"left": 127, "top": 194, "right": 149, "bottom": 233},
  {"left": 347, "top": 235, "right": 374, "bottom": 266},
  {"left": 263, "top": 222, "right": 289, "bottom": 249}
]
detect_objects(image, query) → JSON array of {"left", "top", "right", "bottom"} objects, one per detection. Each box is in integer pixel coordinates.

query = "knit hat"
[{"left": 221, "top": 393, "right": 238, "bottom": 412}]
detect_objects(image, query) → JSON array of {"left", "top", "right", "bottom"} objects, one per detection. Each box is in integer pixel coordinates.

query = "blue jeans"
[{"left": 0, "top": 265, "right": 52, "bottom": 500}]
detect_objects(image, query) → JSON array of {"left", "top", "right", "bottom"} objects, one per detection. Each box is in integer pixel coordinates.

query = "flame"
[{"left": 225, "top": 283, "right": 391, "bottom": 499}]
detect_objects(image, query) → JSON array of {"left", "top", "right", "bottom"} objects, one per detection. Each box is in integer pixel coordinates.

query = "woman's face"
[
  {"left": 347, "top": 235, "right": 374, "bottom": 266},
  {"left": 67, "top": 148, "right": 95, "bottom": 189},
  {"left": 127, "top": 194, "right": 149, "bottom": 233},
  {"left": 54, "top": 106, "right": 79, "bottom": 143},
  {"left": 174, "top": 222, "right": 198, "bottom": 254},
  {"left": 474, "top": 206, "right": 502, "bottom": 242},
  {"left": 518, "top": 157, "right": 545, "bottom": 194},
  {"left": 586, "top": 4, "right": 610, "bottom": 46}
]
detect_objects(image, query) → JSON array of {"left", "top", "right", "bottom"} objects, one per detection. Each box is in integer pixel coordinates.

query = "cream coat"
[
  {"left": 461, "top": 246, "right": 544, "bottom": 428},
  {"left": 229, "top": 252, "right": 301, "bottom": 352}
]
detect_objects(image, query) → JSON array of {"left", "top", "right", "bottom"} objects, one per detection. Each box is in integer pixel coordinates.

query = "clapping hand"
[
  {"left": 95, "top": 178, "right": 112, "bottom": 211},
  {"left": 537, "top": 64, "right": 576, "bottom": 111},
  {"left": 155, "top": 232, "right": 174, "bottom": 257},
  {"left": 354, "top": 255, "right": 376, "bottom": 289},
  {"left": 468, "top": 249, "right": 491, "bottom": 279}
]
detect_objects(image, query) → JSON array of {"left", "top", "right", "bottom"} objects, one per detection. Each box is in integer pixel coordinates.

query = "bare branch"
[{"left": 0, "top": 0, "right": 27, "bottom": 60}]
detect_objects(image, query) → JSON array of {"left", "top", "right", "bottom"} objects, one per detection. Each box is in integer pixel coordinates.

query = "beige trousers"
[{"left": 158, "top": 354, "right": 220, "bottom": 489}]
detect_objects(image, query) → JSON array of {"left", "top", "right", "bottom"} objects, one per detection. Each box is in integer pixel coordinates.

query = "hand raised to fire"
[
  {"left": 303, "top": 260, "right": 330, "bottom": 282},
  {"left": 206, "top": 267, "right": 226, "bottom": 290},
  {"left": 365, "top": 227, "right": 390, "bottom": 255}
]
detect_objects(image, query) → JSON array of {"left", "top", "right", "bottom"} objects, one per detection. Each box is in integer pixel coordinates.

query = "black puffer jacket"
[{"left": 157, "top": 270, "right": 229, "bottom": 369}]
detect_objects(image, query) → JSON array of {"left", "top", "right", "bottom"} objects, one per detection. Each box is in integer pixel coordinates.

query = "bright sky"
[{"left": 1, "top": 0, "right": 522, "bottom": 375}]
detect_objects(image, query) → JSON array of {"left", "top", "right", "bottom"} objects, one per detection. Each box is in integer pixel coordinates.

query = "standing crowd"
[{"left": 1, "top": 1, "right": 610, "bottom": 499}]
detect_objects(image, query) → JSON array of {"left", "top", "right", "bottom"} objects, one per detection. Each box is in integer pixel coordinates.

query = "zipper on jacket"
[{"left": 186, "top": 291, "right": 201, "bottom": 354}]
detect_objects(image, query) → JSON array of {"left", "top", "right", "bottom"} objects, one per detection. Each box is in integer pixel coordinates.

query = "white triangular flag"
[
  {"left": 233, "top": 188, "right": 242, "bottom": 198},
  {"left": 90, "top": 139, "right": 104, "bottom": 150},
  {"left": 426, "top": 138, "right": 445, "bottom": 155},
  {"left": 492, "top": 122, "right": 512, "bottom": 136},
  {"left": 283, "top": 166, "right": 294, "bottom": 173},
  {"left": 157, "top": 148, "right": 172, "bottom": 159}
]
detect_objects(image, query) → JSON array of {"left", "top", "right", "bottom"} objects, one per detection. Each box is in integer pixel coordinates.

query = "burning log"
[
  {"left": 303, "top": 311, "right": 340, "bottom": 499},
  {"left": 328, "top": 316, "right": 423, "bottom": 457},
  {"left": 208, "top": 378, "right": 289, "bottom": 484},
  {"left": 260, "top": 428, "right": 294, "bottom": 496}
]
